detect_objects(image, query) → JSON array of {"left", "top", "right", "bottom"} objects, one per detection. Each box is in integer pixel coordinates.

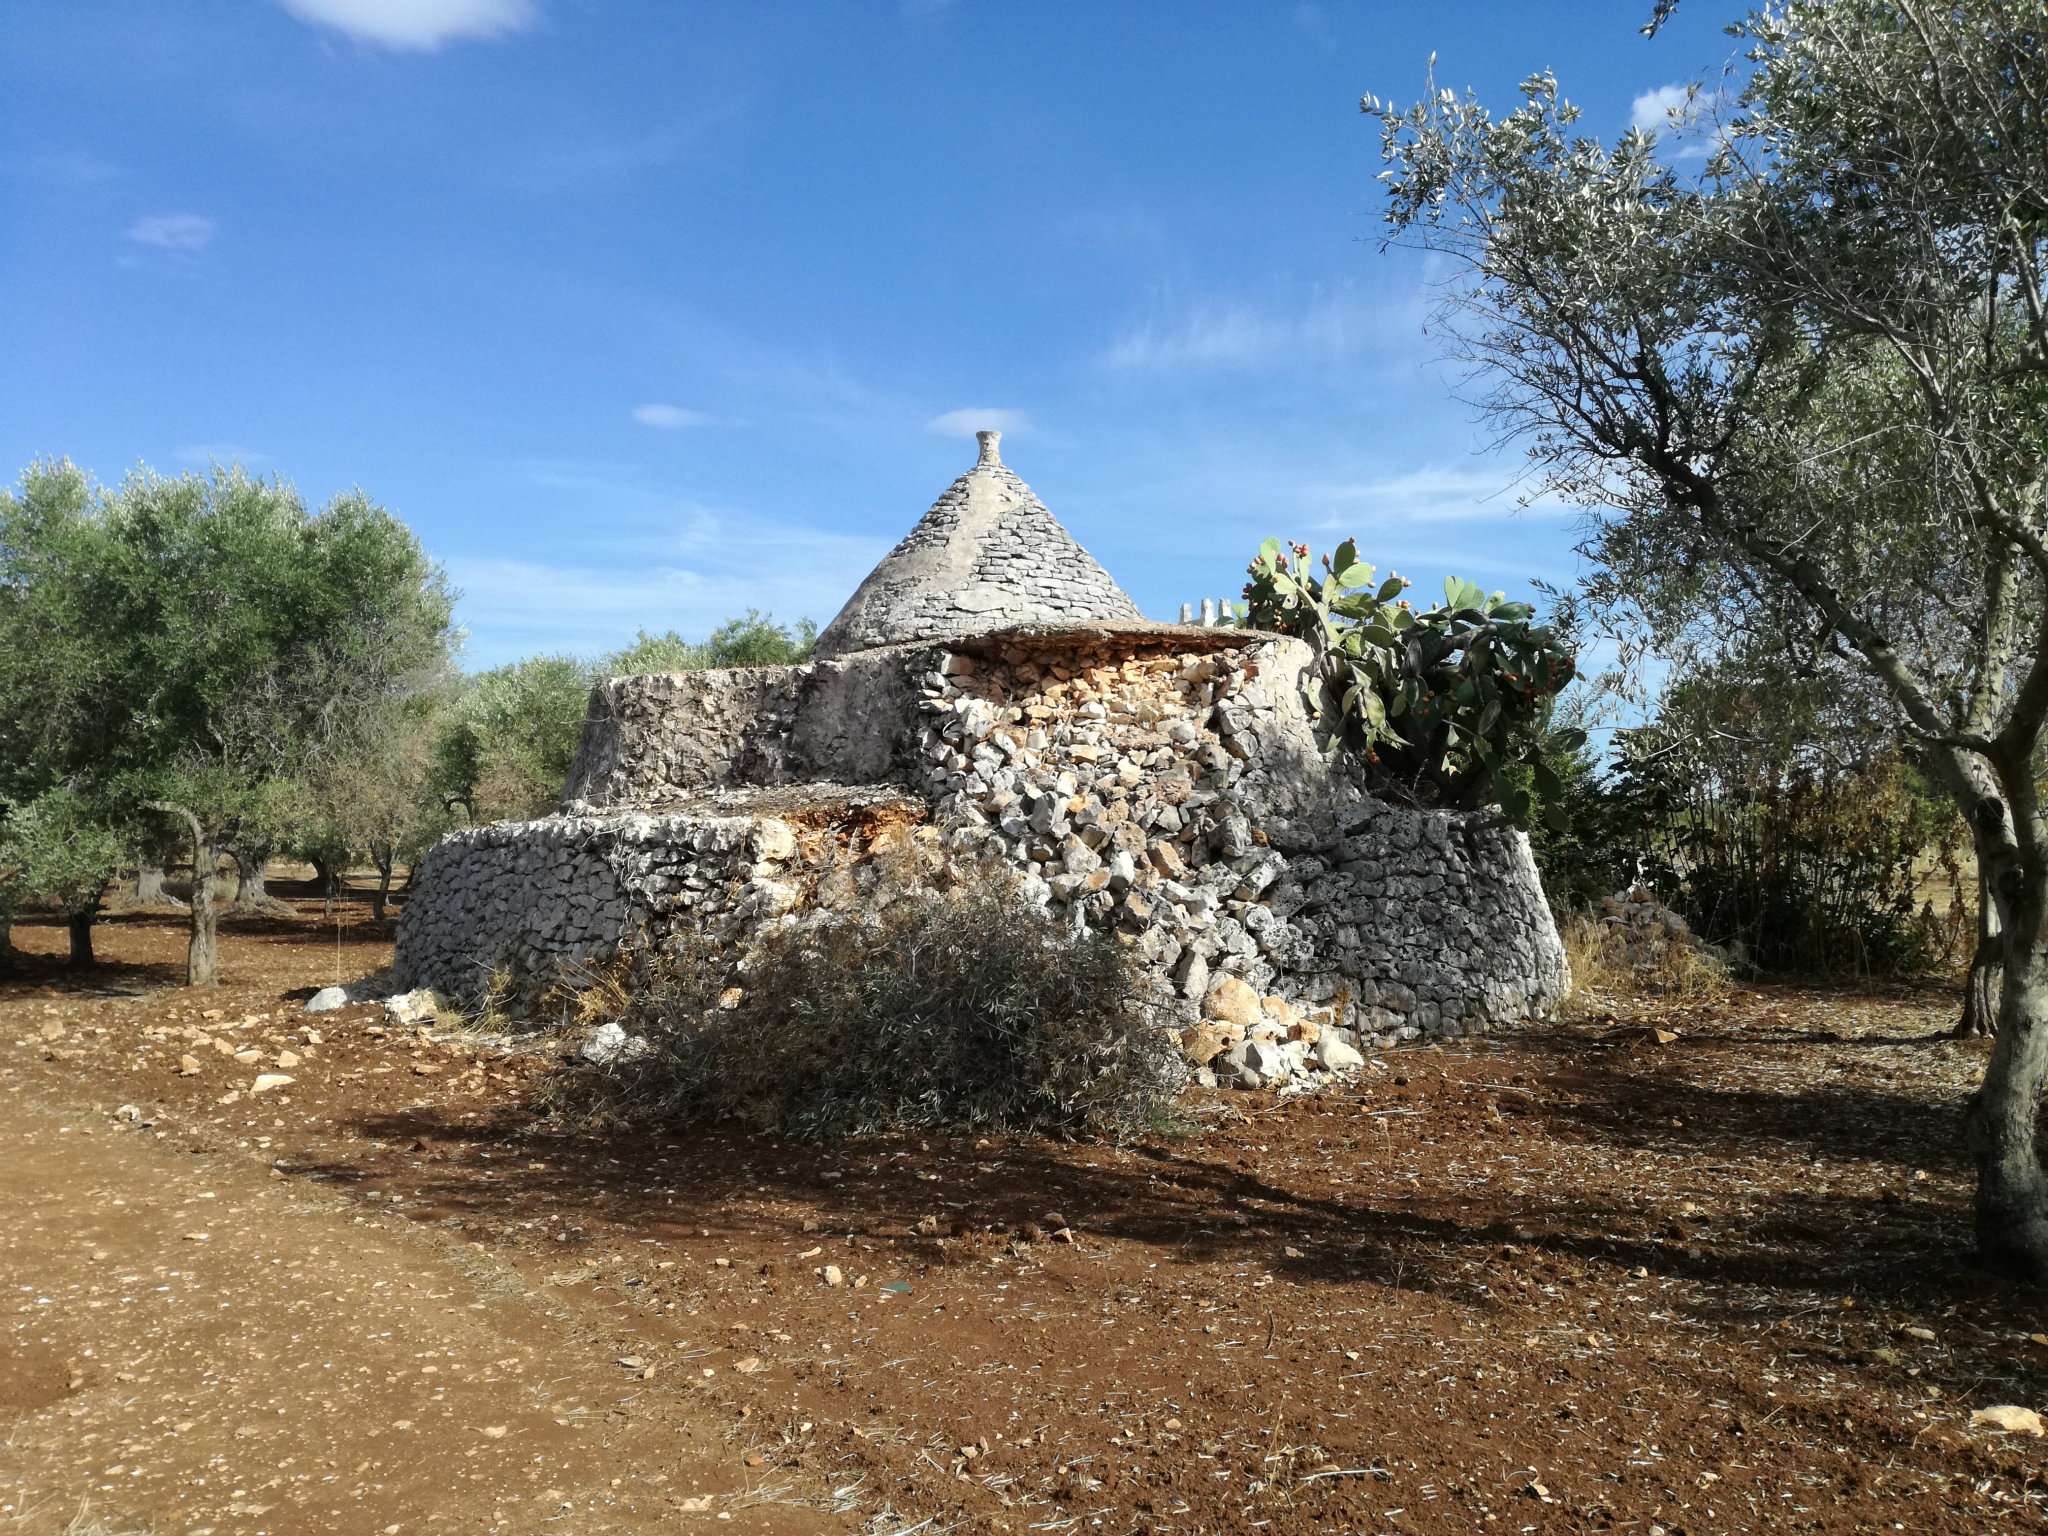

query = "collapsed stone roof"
[{"left": 813, "top": 430, "right": 1143, "bottom": 659}]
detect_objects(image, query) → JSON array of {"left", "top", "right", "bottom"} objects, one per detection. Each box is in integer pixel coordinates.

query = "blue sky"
[{"left": 2, "top": 1, "right": 1734, "bottom": 669}]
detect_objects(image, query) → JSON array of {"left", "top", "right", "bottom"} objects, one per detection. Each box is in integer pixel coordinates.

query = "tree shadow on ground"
[
  {"left": 326, "top": 1056, "right": 2030, "bottom": 1332},
  {"left": 0, "top": 915, "right": 187, "bottom": 991},
  {"left": 1522, "top": 1046, "right": 1976, "bottom": 1174}
]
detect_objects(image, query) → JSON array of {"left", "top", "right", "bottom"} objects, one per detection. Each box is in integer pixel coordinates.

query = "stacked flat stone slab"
[{"left": 813, "top": 431, "right": 1142, "bottom": 658}]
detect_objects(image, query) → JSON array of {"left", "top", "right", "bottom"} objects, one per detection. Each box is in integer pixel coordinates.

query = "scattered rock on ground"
[
  {"left": 1314, "top": 1033, "right": 1365, "bottom": 1072},
  {"left": 384, "top": 988, "right": 441, "bottom": 1026},
  {"left": 1972, "top": 1404, "right": 2045, "bottom": 1436},
  {"left": 579, "top": 1021, "right": 651, "bottom": 1066}
]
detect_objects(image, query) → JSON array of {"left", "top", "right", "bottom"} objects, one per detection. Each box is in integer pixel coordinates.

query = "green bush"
[
  {"left": 554, "top": 869, "right": 1181, "bottom": 1140},
  {"left": 1505, "top": 726, "right": 1634, "bottom": 914},
  {"left": 1609, "top": 661, "right": 1964, "bottom": 979}
]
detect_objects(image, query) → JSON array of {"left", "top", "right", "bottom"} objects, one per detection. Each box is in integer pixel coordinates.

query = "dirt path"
[
  {"left": 0, "top": 1046, "right": 837, "bottom": 1534},
  {"left": 7, "top": 903, "right": 2048, "bottom": 1533}
]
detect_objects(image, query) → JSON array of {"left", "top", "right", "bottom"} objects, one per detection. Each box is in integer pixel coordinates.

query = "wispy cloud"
[
  {"left": 276, "top": 0, "right": 536, "bottom": 51},
  {"left": 632, "top": 403, "right": 713, "bottom": 431},
  {"left": 125, "top": 212, "right": 215, "bottom": 252},
  {"left": 1293, "top": 3, "right": 1337, "bottom": 51},
  {"left": 505, "top": 456, "right": 652, "bottom": 499},
  {"left": 1052, "top": 205, "right": 1171, "bottom": 264},
  {"left": 1365, "top": 543, "right": 1573, "bottom": 585},
  {"left": 926, "top": 407, "right": 1029, "bottom": 439},
  {"left": 1102, "top": 285, "right": 1421, "bottom": 372},
  {"left": 1307, "top": 464, "right": 1573, "bottom": 524},
  {"left": 20, "top": 149, "right": 122, "bottom": 188},
  {"left": 447, "top": 512, "right": 889, "bottom": 664},
  {"left": 176, "top": 442, "right": 270, "bottom": 468},
  {"left": 508, "top": 121, "right": 715, "bottom": 193}
]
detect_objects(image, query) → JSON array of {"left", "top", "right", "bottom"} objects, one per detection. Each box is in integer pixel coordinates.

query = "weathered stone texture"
[
  {"left": 910, "top": 633, "right": 1567, "bottom": 1045},
  {"left": 813, "top": 431, "right": 1141, "bottom": 659},
  {"left": 395, "top": 788, "right": 926, "bottom": 999},
  {"left": 398, "top": 631, "right": 1567, "bottom": 1055},
  {"left": 563, "top": 647, "right": 926, "bottom": 809}
]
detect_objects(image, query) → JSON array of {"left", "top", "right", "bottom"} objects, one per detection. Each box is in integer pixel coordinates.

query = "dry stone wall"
[
  {"left": 562, "top": 647, "right": 925, "bottom": 809},
  {"left": 394, "top": 789, "right": 924, "bottom": 1001},
  {"left": 907, "top": 633, "right": 1567, "bottom": 1074},
  {"left": 395, "top": 624, "right": 1568, "bottom": 1080}
]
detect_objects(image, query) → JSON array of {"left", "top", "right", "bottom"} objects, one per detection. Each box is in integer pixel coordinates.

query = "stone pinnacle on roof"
[{"left": 813, "top": 428, "right": 1143, "bottom": 659}]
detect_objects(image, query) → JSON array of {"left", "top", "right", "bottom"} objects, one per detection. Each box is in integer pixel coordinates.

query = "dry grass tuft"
[{"left": 1561, "top": 911, "right": 1730, "bottom": 1013}]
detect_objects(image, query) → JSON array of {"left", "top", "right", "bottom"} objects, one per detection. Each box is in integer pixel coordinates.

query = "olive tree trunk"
[
  {"left": 151, "top": 803, "right": 220, "bottom": 987},
  {"left": 309, "top": 855, "right": 341, "bottom": 906},
  {"left": 133, "top": 853, "right": 188, "bottom": 911},
  {"left": 66, "top": 909, "right": 96, "bottom": 967},
  {"left": 1963, "top": 783, "right": 2048, "bottom": 1282},
  {"left": 1958, "top": 864, "right": 2002, "bottom": 1038},
  {"left": 370, "top": 842, "right": 395, "bottom": 923},
  {"left": 230, "top": 843, "right": 288, "bottom": 914},
  {"left": 1968, "top": 919, "right": 2048, "bottom": 1278}
]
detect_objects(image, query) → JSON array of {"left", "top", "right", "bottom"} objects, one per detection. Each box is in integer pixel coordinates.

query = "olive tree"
[
  {"left": 295, "top": 688, "right": 454, "bottom": 920},
  {"left": 0, "top": 787, "right": 126, "bottom": 965},
  {"left": 609, "top": 610, "right": 816, "bottom": 674},
  {"left": 429, "top": 655, "right": 593, "bottom": 824},
  {"left": 1367, "top": 0, "right": 2048, "bottom": 1277},
  {"left": 0, "top": 462, "right": 454, "bottom": 985},
  {"left": 0, "top": 463, "right": 134, "bottom": 962}
]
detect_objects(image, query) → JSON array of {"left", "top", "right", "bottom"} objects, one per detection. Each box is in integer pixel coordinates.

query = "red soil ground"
[{"left": 4, "top": 891, "right": 2046, "bottom": 1534}]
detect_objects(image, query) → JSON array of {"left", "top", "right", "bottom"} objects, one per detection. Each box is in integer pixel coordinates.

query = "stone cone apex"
[{"left": 813, "top": 430, "right": 1142, "bottom": 659}]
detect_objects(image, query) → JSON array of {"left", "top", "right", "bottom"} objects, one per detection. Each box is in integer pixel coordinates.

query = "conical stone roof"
[{"left": 814, "top": 430, "right": 1142, "bottom": 659}]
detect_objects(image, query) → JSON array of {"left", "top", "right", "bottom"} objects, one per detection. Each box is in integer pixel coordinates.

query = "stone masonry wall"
[
  {"left": 561, "top": 647, "right": 927, "bottom": 810},
  {"left": 395, "top": 626, "right": 1568, "bottom": 1078},
  {"left": 394, "top": 790, "right": 926, "bottom": 1000},
  {"left": 908, "top": 634, "right": 1567, "bottom": 1068}
]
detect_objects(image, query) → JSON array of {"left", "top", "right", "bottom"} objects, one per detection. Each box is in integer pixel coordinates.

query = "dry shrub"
[
  {"left": 551, "top": 866, "right": 1182, "bottom": 1140},
  {"left": 1561, "top": 911, "right": 1729, "bottom": 1011}
]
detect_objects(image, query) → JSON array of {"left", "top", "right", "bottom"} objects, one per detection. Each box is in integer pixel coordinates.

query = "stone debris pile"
[{"left": 1591, "top": 885, "right": 1732, "bottom": 988}]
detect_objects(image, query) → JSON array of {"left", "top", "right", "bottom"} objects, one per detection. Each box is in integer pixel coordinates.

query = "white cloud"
[
  {"left": 1630, "top": 82, "right": 1717, "bottom": 159},
  {"left": 1102, "top": 287, "right": 1420, "bottom": 372},
  {"left": 1308, "top": 464, "right": 1574, "bottom": 524},
  {"left": 276, "top": 0, "right": 535, "bottom": 51},
  {"left": 23, "top": 149, "right": 122, "bottom": 187},
  {"left": 1630, "top": 83, "right": 1692, "bottom": 136},
  {"left": 926, "top": 408, "right": 1029, "bottom": 438},
  {"left": 124, "top": 213, "right": 215, "bottom": 252},
  {"left": 632, "top": 403, "right": 713, "bottom": 431}
]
